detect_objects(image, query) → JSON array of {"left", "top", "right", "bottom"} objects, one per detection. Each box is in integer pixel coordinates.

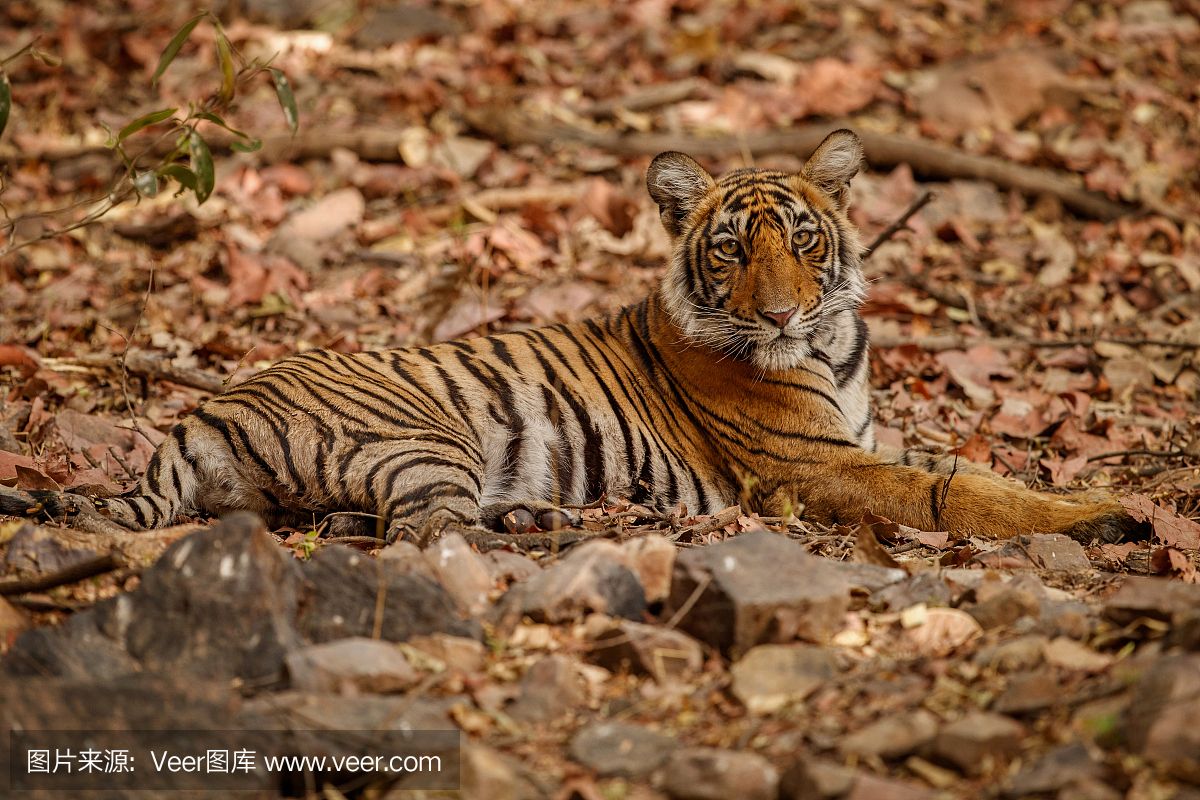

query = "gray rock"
[
  {"left": 423, "top": 532, "right": 493, "bottom": 616},
  {"left": 664, "top": 532, "right": 852, "bottom": 657},
  {"left": 659, "top": 747, "right": 780, "bottom": 800},
  {"left": 933, "top": 711, "right": 1024, "bottom": 774},
  {"left": 299, "top": 544, "right": 481, "bottom": 643},
  {"left": 1123, "top": 653, "right": 1200, "bottom": 782},
  {"left": 965, "top": 573, "right": 1046, "bottom": 629},
  {"left": 992, "top": 670, "right": 1061, "bottom": 715},
  {"left": 621, "top": 534, "right": 677, "bottom": 604},
  {"left": 974, "top": 634, "right": 1048, "bottom": 673},
  {"left": 507, "top": 655, "right": 588, "bottom": 724},
  {"left": 870, "top": 571, "right": 952, "bottom": 612},
  {"left": 406, "top": 633, "right": 487, "bottom": 674},
  {"left": 570, "top": 721, "right": 677, "bottom": 779},
  {"left": 1104, "top": 576, "right": 1200, "bottom": 626},
  {"left": 460, "top": 743, "right": 544, "bottom": 800},
  {"left": 285, "top": 637, "right": 418, "bottom": 693},
  {"left": 482, "top": 549, "right": 541, "bottom": 585},
  {"left": 779, "top": 757, "right": 858, "bottom": 799},
  {"left": 731, "top": 644, "right": 837, "bottom": 715},
  {"left": 845, "top": 774, "right": 938, "bottom": 800},
  {"left": 1005, "top": 743, "right": 1103, "bottom": 797},
  {"left": 4, "top": 595, "right": 141, "bottom": 679},
  {"left": 840, "top": 709, "right": 939, "bottom": 760},
  {"left": 352, "top": 5, "right": 463, "bottom": 48},
  {"left": 494, "top": 541, "right": 646, "bottom": 626},
  {"left": 587, "top": 619, "right": 703, "bottom": 683}
]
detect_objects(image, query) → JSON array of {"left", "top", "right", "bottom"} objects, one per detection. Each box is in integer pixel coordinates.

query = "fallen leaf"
[
  {"left": 903, "top": 607, "right": 982, "bottom": 657},
  {"left": 1149, "top": 547, "right": 1198, "bottom": 583},
  {"left": 1120, "top": 495, "right": 1200, "bottom": 549}
]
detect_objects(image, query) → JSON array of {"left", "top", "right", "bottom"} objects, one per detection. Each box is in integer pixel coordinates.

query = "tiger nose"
[{"left": 759, "top": 307, "right": 798, "bottom": 328}]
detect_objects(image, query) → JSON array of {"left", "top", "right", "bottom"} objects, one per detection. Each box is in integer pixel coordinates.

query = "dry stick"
[
  {"left": 865, "top": 190, "right": 936, "bottom": 255},
  {"left": 0, "top": 552, "right": 124, "bottom": 596},
  {"left": 1085, "top": 448, "right": 1188, "bottom": 463},
  {"left": 869, "top": 333, "right": 1200, "bottom": 351},
  {"left": 463, "top": 109, "right": 1133, "bottom": 220}
]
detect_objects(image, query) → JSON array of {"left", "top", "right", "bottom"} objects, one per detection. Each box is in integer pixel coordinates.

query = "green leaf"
[
  {"left": 158, "top": 163, "right": 197, "bottom": 192},
  {"left": 194, "top": 111, "right": 250, "bottom": 140},
  {"left": 188, "top": 131, "right": 215, "bottom": 203},
  {"left": 133, "top": 170, "right": 159, "bottom": 197},
  {"left": 230, "top": 138, "right": 263, "bottom": 153},
  {"left": 269, "top": 68, "right": 298, "bottom": 134},
  {"left": 0, "top": 72, "right": 10, "bottom": 143},
  {"left": 215, "top": 27, "right": 236, "bottom": 106},
  {"left": 152, "top": 13, "right": 205, "bottom": 86},
  {"left": 115, "top": 108, "right": 177, "bottom": 144}
]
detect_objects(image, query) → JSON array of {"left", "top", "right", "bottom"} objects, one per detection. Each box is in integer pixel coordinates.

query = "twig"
[
  {"left": 42, "top": 351, "right": 228, "bottom": 394},
  {"left": 107, "top": 446, "right": 138, "bottom": 482},
  {"left": 117, "top": 270, "right": 157, "bottom": 448},
  {"left": 866, "top": 191, "right": 935, "bottom": 255},
  {"left": 0, "top": 552, "right": 124, "bottom": 596},
  {"left": 464, "top": 108, "right": 1134, "bottom": 220},
  {"left": 582, "top": 78, "right": 704, "bottom": 119},
  {"left": 1085, "top": 449, "right": 1188, "bottom": 464},
  {"left": 868, "top": 333, "right": 1200, "bottom": 351}
]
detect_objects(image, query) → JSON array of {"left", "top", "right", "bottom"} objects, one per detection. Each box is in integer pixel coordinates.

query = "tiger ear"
[
  {"left": 646, "top": 152, "right": 716, "bottom": 237},
  {"left": 800, "top": 129, "right": 863, "bottom": 210}
]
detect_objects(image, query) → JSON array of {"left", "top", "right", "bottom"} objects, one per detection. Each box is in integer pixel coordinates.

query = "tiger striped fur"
[{"left": 94, "top": 130, "right": 1137, "bottom": 544}]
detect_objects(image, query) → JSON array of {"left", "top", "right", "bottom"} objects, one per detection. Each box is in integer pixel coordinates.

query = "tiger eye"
[
  {"left": 718, "top": 240, "right": 740, "bottom": 257},
  {"left": 792, "top": 230, "right": 815, "bottom": 249}
]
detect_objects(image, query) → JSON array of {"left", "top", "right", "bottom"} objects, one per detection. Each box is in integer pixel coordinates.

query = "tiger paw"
[
  {"left": 483, "top": 502, "right": 582, "bottom": 533},
  {"left": 1061, "top": 507, "right": 1149, "bottom": 544}
]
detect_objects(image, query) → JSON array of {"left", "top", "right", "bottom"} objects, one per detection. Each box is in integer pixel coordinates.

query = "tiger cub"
[{"left": 94, "top": 130, "right": 1136, "bottom": 544}]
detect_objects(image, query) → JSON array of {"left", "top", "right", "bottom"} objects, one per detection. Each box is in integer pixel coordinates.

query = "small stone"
[
  {"left": 977, "top": 534, "right": 1091, "bottom": 572},
  {"left": 1123, "top": 653, "right": 1200, "bottom": 782},
  {"left": 659, "top": 747, "right": 780, "bottom": 800},
  {"left": 779, "top": 757, "right": 857, "bottom": 799},
  {"left": 494, "top": 541, "right": 646, "bottom": 627},
  {"left": 423, "top": 532, "right": 493, "bottom": 616},
  {"left": 974, "top": 634, "right": 1048, "bottom": 672},
  {"left": 460, "top": 743, "right": 542, "bottom": 800},
  {"left": 933, "top": 711, "right": 1024, "bottom": 774},
  {"left": 1042, "top": 637, "right": 1112, "bottom": 673},
  {"left": 840, "top": 709, "right": 939, "bottom": 760},
  {"left": 1104, "top": 576, "right": 1200, "bottom": 626},
  {"left": 870, "top": 572, "right": 952, "bottom": 612},
  {"left": 1057, "top": 779, "right": 1123, "bottom": 800},
  {"left": 992, "top": 671, "right": 1061, "bottom": 715},
  {"left": 507, "top": 655, "right": 588, "bottom": 724},
  {"left": 966, "top": 574, "right": 1046, "bottom": 629},
  {"left": 621, "top": 534, "right": 677, "bottom": 604},
  {"left": 664, "top": 532, "right": 853, "bottom": 657},
  {"left": 845, "top": 774, "right": 938, "bottom": 800},
  {"left": 731, "top": 644, "right": 837, "bottom": 715},
  {"left": 352, "top": 5, "right": 463, "bottom": 49},
  {"left": 482, "top": 550, "right": 541, "bottom": 585},
  {"left": 1005, "top": 743, "right": 1103, "bottom": 797},
  {"left": 588, "top": 619, "right": 703, "bottom": 683},
  {"left": 570, "top": 721, "right": 678, "bottom": 779},
  {"left": 405, "top": 633, "right": 486, "bottom": 673},
  {"left": 285, "top": 637, "right": 418, "bottom": 693}
]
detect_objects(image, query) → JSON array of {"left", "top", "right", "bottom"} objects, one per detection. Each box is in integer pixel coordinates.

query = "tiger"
[{"left": 56, "top": 130, "right": 1135, "bottom": 544}]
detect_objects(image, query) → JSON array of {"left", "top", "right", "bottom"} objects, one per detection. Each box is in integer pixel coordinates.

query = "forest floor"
[{"left": 1, "top": 1, "right": 1199, "bottom": 798}]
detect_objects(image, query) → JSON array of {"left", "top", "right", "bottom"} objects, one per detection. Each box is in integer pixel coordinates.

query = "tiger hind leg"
[{"left": 361, "top": 443, "right": 486, "bottom": 546}]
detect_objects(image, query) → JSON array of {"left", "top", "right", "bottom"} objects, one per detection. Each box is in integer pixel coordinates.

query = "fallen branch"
[
  {"left": 868, "top": 333, "right": 1200, "bottom": 352},
  {"left": 463, "top": 108, "right": 1133, "bottom": 220},
  {"left": 0, "top": 552, "right": 124, "bottom": 596},
  {"left": 866, "top": 190, "right": 935, "bottom": 255},
  {"left": 42, "top": 350, "right": 228, "bottom": 394}
]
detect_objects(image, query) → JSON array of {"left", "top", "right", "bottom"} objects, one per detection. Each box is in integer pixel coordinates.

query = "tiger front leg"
[{"left": 785, "top": 452, "right": 1142, "bottom": 543}]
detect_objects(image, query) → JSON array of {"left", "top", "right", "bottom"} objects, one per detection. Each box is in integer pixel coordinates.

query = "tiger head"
[{"left": 646, "top": 129, "right": 867, "bottom": 372}]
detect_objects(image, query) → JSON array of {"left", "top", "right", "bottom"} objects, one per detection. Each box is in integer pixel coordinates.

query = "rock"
[
  {"left": 241, "top": 690, "right": 458, "bottom": 732},
  {"left": 731, "top": 644, "right": 837, "bottom": 715},
  {"left": 840, "top": 709, "right": 939, "bottom": 760},
  {"left": 658, "top": 747, "right": 780, "bottom": 800},
  {"left": 4, "top": 521, "right": 104, "bottom": 574},
  {"left": 1123, "top": 653, "right": 1200, "bottom": 782},
  {"left": 570, "top": 721, "right": 678, "bottom": 779},
  {"left": 933, "top": 711, "right": 1024, "bottom": 774},
  {"left": 1005, "top": 743, "right": 1103, "bottom": 797},
  {"left": 1042, "top": 637, "right": 1112, "bottom": 673},
  {"left": 870, "top": 572, "right": 952, "bottom": 612},
  {"left": 845, "top": 774, "right": 938, "bottom": 800},
  {"left": 299, "top": 544, "right": 481, "bottom": 644},
  {"left": 483, "top": 549, "right": 541, "bottom": 585},
  {"left": 285, "top": 637, "right": 419, "bottom": 693},
  {"left": 406, "top": 633, "right": 487, "bottom": 674},
  {"left": 507, "top": 655, "right": 588, "bottom": 724},
  {"left": 274, "top": 187, "right": 365, "bottom": 243},
  {"left": 901, "top": 606, "right": 983, "bottom": 657},
  {"left": 4, "top": 596, "right": 143, "bottom": 679},
  {"left": 377, "top": 539, "right": 437, "bottom": 578},
  {"left": 1057, "top": 780, "right": 1123, "bottom": 800},
  {"left": 975, "top": 534, "right": 1091, "bottom": 572},
  {"left": 588, "top": 618, "right": 703, "bottom": 683},
  {"left": 0, "top": 596, "right": 29, "bottom": 647},
  {"left": 965, "top": 573, "right": 1046, "bottom": 629},
  {"left": 352, "top": 5, "right": 463, "bottom": 49},
  {"left": 494, "top": 541, "right": 646, "bottom": 627},
  {"left": 423, "top": 532, "right": 493, "bottom": 616},
  {"left": 664, "top": 532, "right": 852, "bottom": 657},
  {"left": 974, "top": 634, "right": 1047, "bottom": 672},
  {"left": 779, "top": 757, "right": 857, "bottom": 799},
  {"left": 460, "top": 742, "right": 543, "bottom": 800},
  {"left": 1104, "top": 576, "right": 1200, "bottom": 626},
  {"left": 622, "top": 534, "right": 677, "bottom": 603},
  {"left": 992, "top": 670, "right": 1061, "bottom": 715}
]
